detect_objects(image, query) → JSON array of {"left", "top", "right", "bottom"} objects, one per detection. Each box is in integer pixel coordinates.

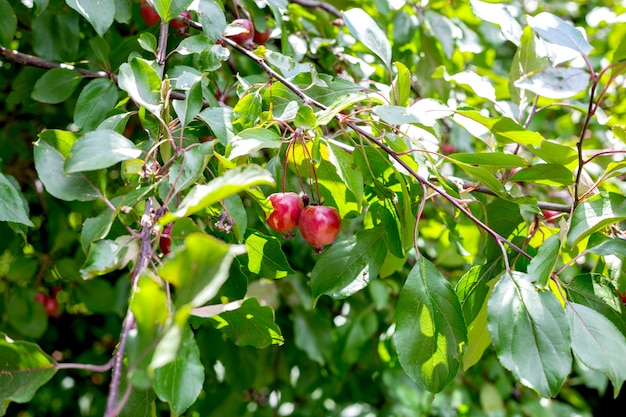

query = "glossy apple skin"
[
  {"left": 298, "top": 205, "right": 341, "bottom": 252},
  {"left": 169, "top": 10, "right": 191, "bottom": 31},
  {"left": 253, "top": 25, "right": 271, "bottom": 44},
  {"left": 266, "top": 192, "right": 304, "bottom": 233},
  {"left": 140, "top": 4, "right": 160, "bottom": 27},
  {"left": 160, "top": 223, "right": 173, "bottom": 255},
  {"left": 227, "top": 19, "right": 255, "bottom": 46}
]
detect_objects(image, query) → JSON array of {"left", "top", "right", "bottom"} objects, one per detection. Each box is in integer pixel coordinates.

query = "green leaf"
[
  {"left": 197, "top": 107, "right": 234, "bottom": 146},
  {"left": 65, "top": 130, "right": 142, "bottom": 173},
  {"left": 209, "top": 298, "right": 283, "bottom": 348},
  {"left": 0, "top": 0, "right": 17, "bottom": 46},
  {"left": 455, "top": 110, "right": 545, "bottom": 146},
  {"left": 528, "top": 140, "right": 578, "bottom": 166},
  {"left": 159, "top": 233, "right": 245, "bottom": 308},
  {"left": 192, "top": 0, "right": 225, "bottom": 42},
  {"left": 80, "top": 238, "right": 130, "bottom": 279},
  {"left": 514, "top": 67, "right": 590, "bottom": 99},
  {"left": 228, "top": 128, "right": 282, "bottom": 160},
  {"left": 163, "top": 165, "right": 274, "bottom": 222},
  {"left": 118, "top": 58, "right": 163, "bottom": 115},
  {"left": 342, "top": 8, "right": 392, "bottom": 69},
  {"left": 509, "top": 26, "right": 549, "bottom": 109},
  {"left": 568, "top": 273, "right": 626, "bottom": 339},
  {"left": 294, "top": 105, "right": 317, "bottom": 129},
  {"left": 34, "top": 129, "right": 101, "bottom": 201},
  {"left": 316, "top": 92, "right": 370, "bottom": 126},
  {"left": 527, "top": 12, "right": 593, "bottom": 57},
  {"left": 311, "top": 227, "right": 387, "bottom": 301},
  {"left": 74, "top": 78, "right": 119, "bottom": 132},
  {"left": 567, "top": 192, "right": 626, "bottom": 248},
  {"left": 0, "top": 333, "right": 57, "bottom": 407},
  {"left": 154, "top": 326, "right": 204, "bottom": 415},
  {"left": 327, "top": 142, "right": 364, "bottom": 207},
  {"left": 0, "top": 173, "right": 34, "bottom": 227},
  {"left": 167, "top": 141, "right": 213, "bottom": 194},
  {"left": 567, "top": 303, "right": 626, "bottom": 396},
  {"left": 508, "top": 164, "right": 573, "bottom": 186},
  {"left": 152, "top": 0, "right": 193, "bottom": 22},
  {"left": 172, "top": 80, "right": 202, "bottom": 127},
  {"left": 138, "top": 32, "right": 157, "bottom": 55},
  {"left": 488, "top": 272, "right": 571, "bottom": 397},
  {"left": 448, "top": 152, "right": 527, "bottom": 168},
  {"left": 245, "top": 231, "right": 295, "bottom": 279},
  {"left": 32, "top": 68, "right": 83, "bottom": 104},
  {"left": 65, "top": 0, "right": 115, "bottom": 36},
  {"left": 392, "top": 61, "right": 411, "bottom": 106},
  {"left": 74, "top": 278, "right": 116, "bottom": 314},
  {"left": 393, "top": 257, "right": 467, "bottom": 393},
  {"left": 527, "top": 234, "right": 561, "bottom": 289}
]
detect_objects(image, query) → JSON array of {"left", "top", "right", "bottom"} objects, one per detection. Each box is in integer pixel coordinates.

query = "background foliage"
[{"left": 1, "top": 0, "right": 626, "bottom": 415}]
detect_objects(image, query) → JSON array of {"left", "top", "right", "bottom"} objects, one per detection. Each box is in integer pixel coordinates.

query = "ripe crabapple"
[
  {"left": 139, "top": 3, "right": 160, "bottom": 27},
  {"left": 35, "top": 292, "right": 59, "bottom": 317},
  {"left": 160, "top": 223, "right": 173, "bottom": 255},
  {"left": 169, "top": 10, "right": 191, "bottom": 32},
  {"left": 226, "top": 18, "right": 255, "bottom": 46},
  {"left": 253, "top": 24, "right": 271, "bottom": 45},
  {"left": 266, "top": 192, "right": 304, "bottom": 236},
  {"left": 298, "top": 205, "right": 341, "bottom": 253},
  {"left": 541, "top": 209, "right": 560, "bottom": 224}
]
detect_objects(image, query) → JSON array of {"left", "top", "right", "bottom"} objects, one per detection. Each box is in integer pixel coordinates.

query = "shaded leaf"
[
  {"left": 74, "top": 78, "right": 119, "bottom": 131},
  {"left": 245, "top": 231, "right": 295, "bottom": 279},
  {"left": 0, "top": 173, "right": 34, "bottom": 226},
  {"left": 311, "top": 227, "right": 387, "bottom": 301},
  {"left": 66, "top": 0, "right": 115, "bottom": 36},
  {"left": 0, "top": 0, "right": 17, "bottom": 47},
  {"left": 0, "top": 333, "right": 56, "bottom": 407},
  {"left": 209, "top": 297, "right": 283, "bottom": 348},
  {"left": 568, "top": 302, "right": 626, "bottom": 396},
  {"left": 527, "top": 234, "right": 561, "bottom": 289},
  {"left": 118, "top": 58, "right": 162, "bottom": 115},
  {"left": 488, "top": 272, "right": 571, "bottom": 397},
  {"left": 32, "top": 68, "right": 82, "bottom": 104}
]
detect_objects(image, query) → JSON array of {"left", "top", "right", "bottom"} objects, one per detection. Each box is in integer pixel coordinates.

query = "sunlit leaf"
[
  {"left": 508, "top": 164, "right": 573, "bottom": 186},
  {"left": 527, "top": 234, "right": 561, "bottom": 289},
  {"left": 393, "top": 257, "right": 467, "bottom": 393},
  {"left": 65, "top": 130, "right": 142, "bottom": 173},
  {"left": 118, "top": 58, "right": 162, "bottom": 115},
  {"left": 455, "top": 110, "right": 545, "bottom": 146},
  {"left": 527, "top": 12, "right": 593, "bottom": 57},
  {"left": 311, "top": 227, "right": 387, "bottom": 301},
  {"left": 568, "top": 192, "right": 626, "bottom": 248},
  {"left": 514, "top": 67, "right": 589, "bottom": 99},
  {"left": 342, "top": 8, "right": 392, "bottom": 69}
]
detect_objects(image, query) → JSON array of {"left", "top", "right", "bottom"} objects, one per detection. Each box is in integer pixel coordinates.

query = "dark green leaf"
[
  {"left": 0, "top": 333, "right": 56, "bottom": 407},
  {"left": 294, "top": 105, "right": 317, "bottom": 129},
  {"left": 153, "top": 0, "right": 193, "bottom": 22},
  {"left": 118, "top": 58, "right": 162, "bottom": 115},
  {"left": 74, "top": 278, "right": 116, "bottom": 314},
  {"left": 34, "top": 130, "right": 101, "bottom": 201},
  {"left": 65, "top": 130, "right": 142, "bottom": 173},
  {"left": 74, "top": 78, "right": 119, "bottom": 132},
  {"left": 66, "top": 0, "right": 115, "bottom": 36},
  {"left": 311, "top": 227, "right": 387, "bottom": 301},
  {"left": 488, "top": 272, "right": 571, "bottom": 397},
  {"left": 192, "top": 0, "right": 226, "bottom": 43},
  {"left": 80, "top": 238, "right": 131, "bottom": 279},
  {"left": 0, "top": 0, "right": 17, "bottom": 46},
  {"left": 167, "top": 141, "right": 213, "bottom": 194},
  {"left": 198, "top": 107, "right": 235, "bottom": 146},
  {"left": 393, "top": 257, "right": 467, "bottom": 393},
  {"left": 154, "top": 326, "right": 205, "bottom": 415},
  {"left": 32, "top": 68, "right": 83, "bottom": 104},
  {"left": 208, "top": 298, "right": 284, "bottom": 348},
  {"left": 0, "top": 173, "right": 34, "bottom": 226},
  {"left": 172, "top": 80, "right": 203, "bottom": 127},
  {"left": 568, "top": 303, "right": 626, "bottom": 396}
]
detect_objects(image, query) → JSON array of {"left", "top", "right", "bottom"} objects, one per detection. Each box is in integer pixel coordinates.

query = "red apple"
[
  {"left": 169, "top": 10, "right": 191, "bottom": 32},
  {"left": 139, "top": 4, "right": 160, "bottom": 27},
  {"left": 160, "top": 223, "right": 173, "bottom": 255},
  {"left": 266, "top": 192, "right": 304, "bottom": 235},
  {"left": 253, "top": 24, "right": 271, "bottom": 45},
  {"left": 226, "top": 18, "right": 255, "bottom": 46},
  {"left": 298, "top": 205, "right": 341, "bottom": 253},
  {"left": 542, "top": 209, "right": 560, "bottom": 224}
]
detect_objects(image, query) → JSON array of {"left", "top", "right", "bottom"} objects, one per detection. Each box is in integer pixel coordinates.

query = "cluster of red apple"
[
  {"left": 35, "top": 290, "right": 59, "bottom": 317},
  {"left": 266, "top": 192, "right": 341, "bottom": 253},
  {"left": 139, "top": 2, "right": 271, "bottom": 45}
]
